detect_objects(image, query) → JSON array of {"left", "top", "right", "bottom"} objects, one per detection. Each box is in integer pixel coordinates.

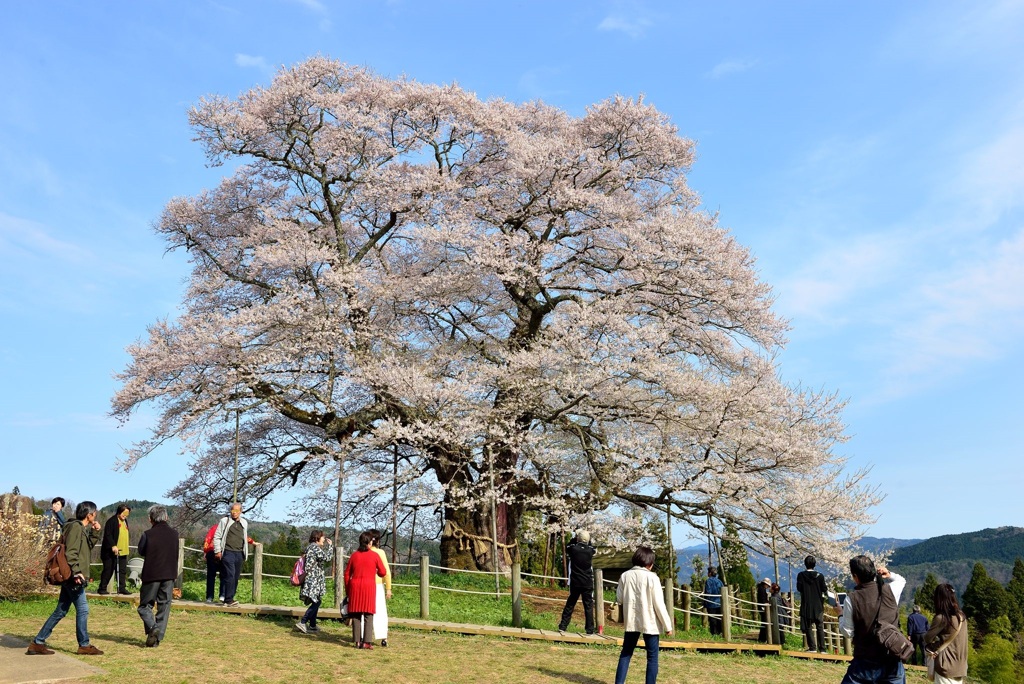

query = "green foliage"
[
  {"left": 646, "top": 518, "right": 678, "bottom": 585},
  {"left": 913, "top": 572, "right": 938, "bottom": 612},
  {"left": 720, "top": 523, "right": 756, "bottom": 595},
  {"left": 889, "top": 527, "right": 1024, "bottom": 566},
  {"left": 1005, "top": 558, "right": 1024, "bottom": 631},
  {"left": 961, "top": 562, "right": 1010, "bottom": 635},
  {"left": 971, "top": 632, "right": 1021, "bottom": 684}
]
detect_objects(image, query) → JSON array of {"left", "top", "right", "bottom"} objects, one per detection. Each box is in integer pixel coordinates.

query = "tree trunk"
[{"left": 439, "top": 501, "right": 521, "bottom": 572}]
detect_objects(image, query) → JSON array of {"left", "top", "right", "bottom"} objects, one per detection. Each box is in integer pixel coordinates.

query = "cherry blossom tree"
[{"left": 112, "top": 58, "right": 879, "bottom": 570}]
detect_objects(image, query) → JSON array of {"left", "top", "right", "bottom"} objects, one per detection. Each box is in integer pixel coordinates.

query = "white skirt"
[
  {"left": 373, "top": 584, "right": 388, "bottom": 640},
  {"left": 933, "top": 676, "right": 962, "bottom": 684}
]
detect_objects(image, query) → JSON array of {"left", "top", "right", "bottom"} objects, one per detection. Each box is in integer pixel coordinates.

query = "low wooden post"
[
  {"left": 251, "top": 542, "right": 263, "bottom": 604},
  {"left": 788, "top": 592, "right": 797, "bottom": 632},
  {"left": 511, "top": 562, "right": 522, "bottom": 628},
  {"left": 174, "top": 538, "right": 185, "bottom": 591},
  {"left": 595, "top": 569, "right": 606, "bottom": 633},
  {"left": 843, "top": 632, "right": 852, "bottom": 655},
  {"left": 769, "top": 594, "right": 781, "bottom": 646},
  {"left": 664, "top": 576, "right": 675, "bottom": 629},
  {"left": 334, "top": 546, "right": 345, "bottom": 609},
  {"left": 419, "top": 554, "right": 430, "bottom": 620},
  {"left": 721, "top": 585, "right": 732, "bottom": 642},
  {"left": 681, "top": 584, "right": 691, "bottom": 632}
]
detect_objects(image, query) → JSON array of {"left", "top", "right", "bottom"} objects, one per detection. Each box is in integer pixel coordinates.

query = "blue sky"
[{"left": 2, "top": 1, "right": 1022, "bottom": 543}]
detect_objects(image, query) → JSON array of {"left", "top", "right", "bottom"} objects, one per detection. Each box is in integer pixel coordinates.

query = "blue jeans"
[
  {"left": 841, "top": 657, "right": 906, "bottom": 684},
  {"left": 615, "top": 632, "right": 659, "bottom": 684},
  {"left": 301, "top": 598, "right": 321, "bottom": 628},
  {"left": 221, "top": 550, "right": 244, "bottom": 602},
  {"left": 34, "top": 581, "right": 90, "bottom": 647}
]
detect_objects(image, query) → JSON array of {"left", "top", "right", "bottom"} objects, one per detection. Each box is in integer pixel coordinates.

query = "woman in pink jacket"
[{"left": 614, "top": 546, "right": 674, "bottom": 684}]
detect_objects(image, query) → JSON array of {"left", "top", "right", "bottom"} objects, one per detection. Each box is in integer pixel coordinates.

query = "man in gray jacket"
[
  {"left": 27, "top": 501, "right": 104, "bottom": 656},
  {"left": 213, "top": 503, "right": 251, "bottom": 607},
  {"left": 137, "top": 505, "right": 179, "bottom": 647}
]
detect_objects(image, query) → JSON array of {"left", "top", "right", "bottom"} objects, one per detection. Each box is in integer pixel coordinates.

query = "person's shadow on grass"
[{"left": 532, "top": 666, "right": 604, "bottom": 684}]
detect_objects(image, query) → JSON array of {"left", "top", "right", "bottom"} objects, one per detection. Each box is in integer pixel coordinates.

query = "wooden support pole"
[
  {"left": 664, "top": 575, "right": 675, "bottom": 630},
  {"left": 511, "top": 562, "right": 522, "bottom": 628},
  {"left": 769, "top": 594, "right": 781, "bottom": 646},
  {"left": 175, "top": 538, "right": 185, "bottom": 591},
  {"left": 721, "top": 585, "right": 732, "bottom": 642},
  {"left": 334, "top": 546, "right": 345, "bottom": 609},
  {"left": 252, "top": 542, "right": 263, "bottom": 605},
  {"left": 595, "top": 568, "right": 605, "bottom": 634},
  {"left": 682, "top": 584, "right": 691, "bottom": 632},
  {"left": 419, "top": 554, "right": 430, "bottom": 620}
]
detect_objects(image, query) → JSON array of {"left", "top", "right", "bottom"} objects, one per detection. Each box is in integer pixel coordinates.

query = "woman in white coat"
[{"left": 615, "top": 546, "right": 674, "bottom": 684}]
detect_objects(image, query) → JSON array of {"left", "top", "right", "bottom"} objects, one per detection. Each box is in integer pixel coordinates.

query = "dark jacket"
[
  {"left": 100, "top": 515, "right": 129, "bottom": 558},
  {"left": 63, "top": 520, "right": 101, "bottom": 577},
  {"left": 849, "top": 580, "right": 901, "bottom": 662},
  {"left": 703, "top": 575, "right": 724, "bottom": 608},
  {"left": 138, "top": 521, "right": 180, "bottom": 583},
  {"left": 907, "top": 611, "right": 928, "bottom": 637},
  {"left": 797, "top": 569, "right": 828, "bottom": 618},
  {"left": 566, "top": 540, "right": 596, "bottom": 588}
]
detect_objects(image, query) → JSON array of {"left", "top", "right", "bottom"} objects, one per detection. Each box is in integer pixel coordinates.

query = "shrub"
[{"left": 0, "top": 513, "right": 47, "bottom": 599}]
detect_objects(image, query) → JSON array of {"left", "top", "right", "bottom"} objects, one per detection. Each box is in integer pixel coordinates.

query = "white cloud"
[
  {"left": 597, "top": 14, "right": 653, "bottom": 39},
  {"left": 235, "top": 53, "right": 272, "bottom": 74},
  {"left": 707, "top": 59, "right": 757, "bottom": 79},
  {"left": 0, "top": 212, "right": 92, "bottom": 264}
]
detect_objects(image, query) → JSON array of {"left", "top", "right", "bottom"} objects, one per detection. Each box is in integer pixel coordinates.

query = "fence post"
[
  {"left": 681, "top": 584, "right": 691, "bottom": 632},
  {"left": 843, "top": 631, "right": 852, "bottom": 655},
  {"left": 595, "top": 569, "right": 605, "bottom": 634},
  {"left": 664, "top": 575, "right": 675, "bottom": 630},
  {"left": 334, "top": 546, "right": 345, "bottom": 609},
  {"left": 175, "top": 538, "right": 185, "bottom": 591},
  {"left": 419, "top": 554, "right": 430, "bottom": 620},
  {"left": 251, "top": 542, "right": 263, "bottom": 605},
  {"left": 511, "top": 562, "right": 522, "bottom": 628},
  {"left": 721, "top": 585, "right": 732, "bottom": 642}
]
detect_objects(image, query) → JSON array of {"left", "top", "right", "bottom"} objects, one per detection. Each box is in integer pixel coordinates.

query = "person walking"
[
  {"left": 797, "top": 554, "right": 828, "bottom": 653},
  {"left": 344, "top": 531, "right": 387, "bottom": 649},
  {"left": 837, "top": 555, "right": 907, "bottom": 684},
  {"left": 26, "top": 501, "right": 104, "bottom": 656},
  {"left": 614, "top": 546, "right": 673, "bottom": 684},
  {"left": 906, "top": 605, "right": 929, "bottom": 666},
  {"left": 213, "top": 503, "right": 252, "bottom": 607},
  {"left": 369, "top": 530, "right": 392, "bottom": 646},
  {"left": 557, "top": 529, "right": 597, "bottom": 635},
  {"left": 702, "top": 567, "right": 724, "bottom": 637},
  {"left": 923, "top": 584, "right": 968, "bottom": 684},
  {"left": 202, "top": 522, "right": 224, "bottom": 603},
  {"left": 295, "top": 530, "right": 332, "bottom": 634},
  {"left": 136, "top": 505, "right": 179, "bottom": 647},
  {"left": 99, "top": 504, "right": 131, "bottom": 595}
]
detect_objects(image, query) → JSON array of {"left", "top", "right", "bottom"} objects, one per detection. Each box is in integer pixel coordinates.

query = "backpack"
[
  {"left": 870, "top": 583, "right": 915, "bottom": 662},
  {"left": 290, "top": 554, "right": 306, "bottom": 586},
  {"left": 202, "top": 524, "right": 218, "bottom": 553},
  {"left": 44, "top": 536, "right": 73, "bottom": 585}
]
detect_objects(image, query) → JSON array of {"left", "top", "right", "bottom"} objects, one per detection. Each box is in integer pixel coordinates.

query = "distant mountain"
[{"left": 889, "top": 527, "right": 1024, "bottom": 566}]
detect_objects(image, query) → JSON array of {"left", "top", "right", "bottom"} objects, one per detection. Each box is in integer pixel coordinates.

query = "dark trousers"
[
  {"left": 351, "top": 612, "right": 374, "bottom": 646},
  {"left": 758, "top": 608, "right": 769, "bottom": 643},
  {"left": 205, "top": 551, "right": 223, "bottom": 601},
  {"left": 99, "top": 553, "right": 128, "bottom": 593},
  {"left": 221, "top": 550, "right": 244, "bottom": 602},
  {"left": 615, "top": 632, "right": 659, "bottom": 684},
  {"left": 840, "top": 657, "right": 905, "bottom": 684},
  {"left": 302, "top": 598, "right": 322, "bottom": 628},
  {"left": 138, "top": 579, "right": 174, "bottom": 641},
  {"left": 706, "top": 605, "right": 722, "bottom": 636},
  {"left": 803, "top": 613, "right": 826, "bottom": 651},
  {"left": 558, "top": 583, "right": 596, "bottom": 633},
  {"left": 910, "top": 634, "right": 926, "bottom": 666}
]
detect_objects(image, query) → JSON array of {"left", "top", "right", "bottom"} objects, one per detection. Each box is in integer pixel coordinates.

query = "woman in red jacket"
[{"left": 344, "top": 531, "right": 386, "bottom": 649}]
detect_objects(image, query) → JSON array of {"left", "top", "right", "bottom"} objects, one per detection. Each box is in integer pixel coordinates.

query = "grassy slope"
[{"left": 1, "top": 595, "right": 930, "bottom": 684}]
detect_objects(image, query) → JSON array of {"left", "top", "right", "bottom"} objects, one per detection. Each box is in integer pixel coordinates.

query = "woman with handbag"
[
  {"left": 923, "top": 584, "right": 967, "bottom": 683},
  {"left": 295, "top": 530, "right": 332, "bottom": 633}
]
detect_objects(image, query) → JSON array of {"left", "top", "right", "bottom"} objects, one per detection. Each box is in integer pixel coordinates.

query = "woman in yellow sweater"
[{"left": 369, "top": 530, "right": 392, "bottom": 647}]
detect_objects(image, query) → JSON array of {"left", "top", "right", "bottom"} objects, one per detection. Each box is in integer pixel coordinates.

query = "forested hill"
[{"left": 889, "top": 526, "right": 1024, "bottom": 566}]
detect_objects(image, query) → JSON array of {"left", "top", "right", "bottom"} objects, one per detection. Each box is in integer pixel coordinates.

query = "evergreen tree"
[
  {"left": 961, "top": 562, "right": 1010, "bottom": 635},
  {"left": 1004, "top": 557, "right": 1024, "bottom": 631},
  {"left": 720, "top": 523, "right": 756, "bottom": 595},
  {"left": 914, "top": 572, "right": 939, "bottom": 613}
]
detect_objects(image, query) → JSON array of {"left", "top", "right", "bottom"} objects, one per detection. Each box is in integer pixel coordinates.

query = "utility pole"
[
  {"left": 232, "top": 409, "right": 240, "bottom": 503},
  {"left": 391, "top": 444, "right": 399, "bottom": 565}
]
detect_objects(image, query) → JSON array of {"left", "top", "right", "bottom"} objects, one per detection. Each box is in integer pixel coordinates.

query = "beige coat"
[{"left": 616, "top": 566, "right": 673, "bottom": 635}]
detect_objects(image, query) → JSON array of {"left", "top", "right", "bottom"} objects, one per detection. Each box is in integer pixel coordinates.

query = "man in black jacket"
[
  {"left": 797, "top": 555, "right": 829, "bottom": 652},
  {"left": 558, "top": 530, "right": 597, "bottom": 635},
  {"left": 137, "top": 505, "right": 179, "bottom": 647}
]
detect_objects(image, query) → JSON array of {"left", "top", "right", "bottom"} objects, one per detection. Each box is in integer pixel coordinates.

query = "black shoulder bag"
[{"left": 870, "top": 582, "right": 915, "bottom": 662}]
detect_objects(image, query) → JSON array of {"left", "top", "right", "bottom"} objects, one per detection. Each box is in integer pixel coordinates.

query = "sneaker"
[
  {"left": 146, "top": 632, "right": 160, "bottom": 648},
  {"left": 381, "top": 639, "right": 388, "bottom": 647},
  {"left": 118, "top": 590, "right": 132, "bottom": 595},
  {"left": 77, "top": 645, "right": 104, "bottom": 655},
  {"left": 26, "top": 642, "right": 54, "bottom": 655},
  {"left": 307, "top": 626, "right": 320, "bottom": 633},
  {"left": 97, "top": 591, "right": 110, "bottom": 595},
  {"left": 360, "top": 642, "right": 374, "bottom": 650},
  {"left": 205, "top": 598, "right": 214, "bottom": 603},
  {"left": 227, "top": 600, "right": 240, "bottom": 607},
  {"left": 295, "top": 622, "right": 308, "bottom": 633}
]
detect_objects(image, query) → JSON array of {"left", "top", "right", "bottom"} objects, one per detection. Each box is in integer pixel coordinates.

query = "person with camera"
[
  {"left": 558, "top": 529, "right": 597, "bottom": 635},
  {"left": 837, "top": 555, "right": 907, "bottom": 684},
  {"left": 27, "top": 501, "right": 104, "bottom": 656}
]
